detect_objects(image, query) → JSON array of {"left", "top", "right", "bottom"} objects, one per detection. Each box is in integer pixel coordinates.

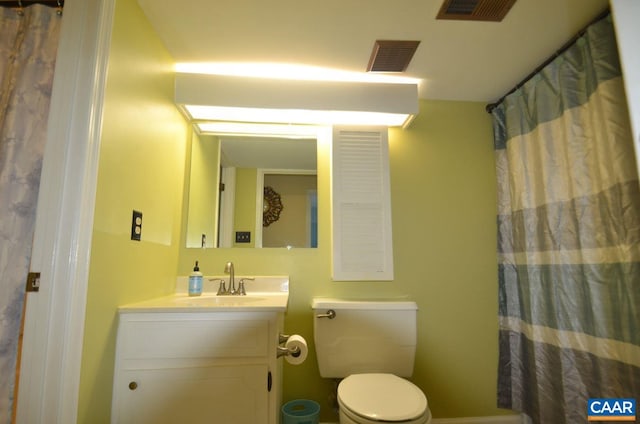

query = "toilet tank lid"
[{"left": 312, "top": 298, "right": 417, "bottom": 310}]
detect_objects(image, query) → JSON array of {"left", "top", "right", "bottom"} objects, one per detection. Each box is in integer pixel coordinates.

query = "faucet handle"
[
  {"left": 237, "top": 278, "right": 255, "bottom": 296},
  {"left": 209, "top": 278, "right": 227, "bottom": 296}
]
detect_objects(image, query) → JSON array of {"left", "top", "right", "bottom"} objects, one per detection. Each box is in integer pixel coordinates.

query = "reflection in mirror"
[
  {"left": 260, "top": 172, "right": 317, "bottom": 248},
  {"left": 185, "top": 131, "right": 317, "bottom": 249}
]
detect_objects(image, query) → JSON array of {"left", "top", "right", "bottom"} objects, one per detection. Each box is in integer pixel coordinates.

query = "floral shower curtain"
[
  {"left": 0, "top": 5, "right": 61, "bottom": 421},
  {"left": 491, "top": 14, "right": 640, "bottom": 424}
]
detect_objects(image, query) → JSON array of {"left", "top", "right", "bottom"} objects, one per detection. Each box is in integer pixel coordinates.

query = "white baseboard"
[{"left": 432, "top": 415, "right": 522, "bottom": 424}]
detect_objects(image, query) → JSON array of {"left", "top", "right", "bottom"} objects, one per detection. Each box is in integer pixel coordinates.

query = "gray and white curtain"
[
  {"left": 491, "top": 14, "right": 640, "bottom": 424},
  {"left": 0, "top": 5, "right": 61, "bottom": 422}
]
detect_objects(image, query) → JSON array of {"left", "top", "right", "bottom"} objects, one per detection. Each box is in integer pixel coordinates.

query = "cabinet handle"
[
  {"left": 128, "top": 382, "right": 138, "bottom": 390},
  {"left": 267, "top": 371, "right": 272, "bottom": 392}
]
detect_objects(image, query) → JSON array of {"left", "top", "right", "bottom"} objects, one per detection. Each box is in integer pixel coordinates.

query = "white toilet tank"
[{"left": 312, "top": 298, "right": 418, "bottom": 378}]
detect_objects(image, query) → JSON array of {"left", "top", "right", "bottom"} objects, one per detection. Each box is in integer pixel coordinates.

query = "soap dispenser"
[{"left": 188, "top": 261, "right": 203, "bottom": 296}]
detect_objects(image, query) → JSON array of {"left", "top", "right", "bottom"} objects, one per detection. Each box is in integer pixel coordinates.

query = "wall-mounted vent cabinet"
[{"left": 331, "top": 127, "right": 394, "bottom": 281}]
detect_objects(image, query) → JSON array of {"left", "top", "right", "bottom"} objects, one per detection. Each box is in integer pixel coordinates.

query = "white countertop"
[{"left": 119, "top": 276, "right": 289, "bottom": 313}]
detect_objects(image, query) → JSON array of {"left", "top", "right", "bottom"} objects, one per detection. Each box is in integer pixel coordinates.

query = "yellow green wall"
[
  {"left": 80, "top": 1, "right": 506, "bottom": 420},
  {"left": 177, "top": 101, "right": 506, "bottom": 420},
  {"left": 391, "top": 102, "right": 501, "bottom": 417},
  {"left": 186, "top": 133, "right": 220, "bottom": 248},
  {"left": 77, "top": 0, "right": 189, "bottom": 421},
  {"left": 234, "top": 168, "right": 258, "bottom": 247}
]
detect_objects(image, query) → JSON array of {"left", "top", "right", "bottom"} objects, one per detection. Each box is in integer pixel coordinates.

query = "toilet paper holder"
[{"left": 277, "top": 333, "right": 301, "bottom": 358}]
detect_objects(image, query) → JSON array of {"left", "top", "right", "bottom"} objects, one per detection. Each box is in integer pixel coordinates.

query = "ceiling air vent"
[
  {"left": 367, "top": 40, "right": 421, "bottom": 73},
  {"left": 437, "top": 0, "right": 517, "bottom": 22}
]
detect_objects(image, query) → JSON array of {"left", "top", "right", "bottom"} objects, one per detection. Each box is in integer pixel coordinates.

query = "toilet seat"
[{"left": 337, "top": 373, "right": 430, "bottom": 423}]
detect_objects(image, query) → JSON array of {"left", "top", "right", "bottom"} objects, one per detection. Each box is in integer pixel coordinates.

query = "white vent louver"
[{"left": 332, "top": 127, "right": 394, "bottom": 281}]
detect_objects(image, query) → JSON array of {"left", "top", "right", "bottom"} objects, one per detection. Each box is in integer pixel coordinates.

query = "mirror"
[{"left": 186, "top": 131, "right": 317, "bottom": 249}]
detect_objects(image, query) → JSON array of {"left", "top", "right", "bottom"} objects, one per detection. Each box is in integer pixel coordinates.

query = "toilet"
[{"left": 312, "top": 298, "right": 432, "bottom": 424}]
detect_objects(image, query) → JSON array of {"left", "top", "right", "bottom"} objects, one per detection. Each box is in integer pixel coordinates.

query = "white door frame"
[
  {"left": 218, "top": 166, "right": 236, "bottom": 248},
  {"left": 15, "top": 0, "right": 115, "bottom": 422}
]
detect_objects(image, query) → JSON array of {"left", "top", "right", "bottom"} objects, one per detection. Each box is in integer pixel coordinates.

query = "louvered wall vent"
[
  {"left": 367, "top": 40, "right": 421, "bottom": 73},
  {"left": 437, "top": 0, "right": 517, "bottom": 22}
]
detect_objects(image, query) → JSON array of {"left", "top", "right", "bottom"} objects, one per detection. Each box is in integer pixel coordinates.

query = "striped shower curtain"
[{"left": 491, "top": 14, "right": 640, "bottom": 424}]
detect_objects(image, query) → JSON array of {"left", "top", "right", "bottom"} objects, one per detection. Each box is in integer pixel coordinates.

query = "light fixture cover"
[{"left": 175, "top": 73, "right": 419, "bottom": 127}]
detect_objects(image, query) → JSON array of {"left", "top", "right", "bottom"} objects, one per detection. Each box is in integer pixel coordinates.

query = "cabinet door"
[
  {"left": 332, "top": 126, "right": 394, "bottom": 280},
  {"left": 113, "top": 364, "right": 269, "bottom": 424}
]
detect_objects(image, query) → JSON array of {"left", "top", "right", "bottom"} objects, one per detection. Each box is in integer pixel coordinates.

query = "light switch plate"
[{"left": 235, "top": 231, "right": 251, "bottom": 243}]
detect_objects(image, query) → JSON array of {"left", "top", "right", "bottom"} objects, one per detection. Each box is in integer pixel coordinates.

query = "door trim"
[{"left": 16, "top": 0, "right": 115, "bottom": 422}]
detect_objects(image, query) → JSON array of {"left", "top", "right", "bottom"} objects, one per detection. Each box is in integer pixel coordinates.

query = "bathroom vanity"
[{"left": 110, "top": 277, "right": 288, "bottom": 424}]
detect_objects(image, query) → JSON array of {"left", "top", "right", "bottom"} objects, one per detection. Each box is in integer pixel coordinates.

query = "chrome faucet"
[{"left": 224, "top": 262, "right": 235, "bottom": 295}]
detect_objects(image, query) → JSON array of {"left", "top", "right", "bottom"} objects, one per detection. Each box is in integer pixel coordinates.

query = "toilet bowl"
[
  {"left": 312, "top": 299, "right": 432, "bottom": 424},
  {"left": 337, "top": 374, "right": 431, "bottom": 424}
]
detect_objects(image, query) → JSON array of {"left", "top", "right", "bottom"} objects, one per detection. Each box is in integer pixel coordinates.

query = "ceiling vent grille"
[
  {"left": 367, "top": 40, "right": 421, "bottom": 73},
  {"left": 437, "top": 0, "right": 517, "bottom": 22}
]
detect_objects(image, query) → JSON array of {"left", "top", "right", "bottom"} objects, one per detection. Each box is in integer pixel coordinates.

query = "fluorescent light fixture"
[
  {"left": 186, "top": 105, "right": 411, "bottom": 127},
  {"left": 175, "top": 69, "right": 419, "bottom": 127},
  {"left": 197, "top": 122, "right": 322, "bottom": 138},
  {"left": 175, "top": 62, "right": 420, "bottom": 85}
]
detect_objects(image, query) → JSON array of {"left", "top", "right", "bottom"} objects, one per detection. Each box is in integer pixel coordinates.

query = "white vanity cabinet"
[{"left": 111, "top": 310, "right": 283, "bottom": 424}]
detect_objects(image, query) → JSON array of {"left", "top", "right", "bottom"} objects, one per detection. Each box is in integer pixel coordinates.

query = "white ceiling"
[{"left": 137, "top": 0, "right": 610, "bottom": 104}]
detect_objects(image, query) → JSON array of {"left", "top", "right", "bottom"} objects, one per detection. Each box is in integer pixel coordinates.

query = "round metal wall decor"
[{"left": 263, "top": 186, "right": 283, "bottom": 227}]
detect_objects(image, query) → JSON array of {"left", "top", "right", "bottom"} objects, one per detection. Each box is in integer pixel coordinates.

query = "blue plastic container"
[{"left": 281, "top": 399, "right": 320, "bottom": 424}]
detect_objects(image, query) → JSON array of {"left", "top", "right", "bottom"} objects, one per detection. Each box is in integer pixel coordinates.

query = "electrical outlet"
[
  {"left": 131, "top": 210, "right": 142, "bottom": 241},
  {"left": 235, "top": 231, "right": 251, "bottom": 243}
]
